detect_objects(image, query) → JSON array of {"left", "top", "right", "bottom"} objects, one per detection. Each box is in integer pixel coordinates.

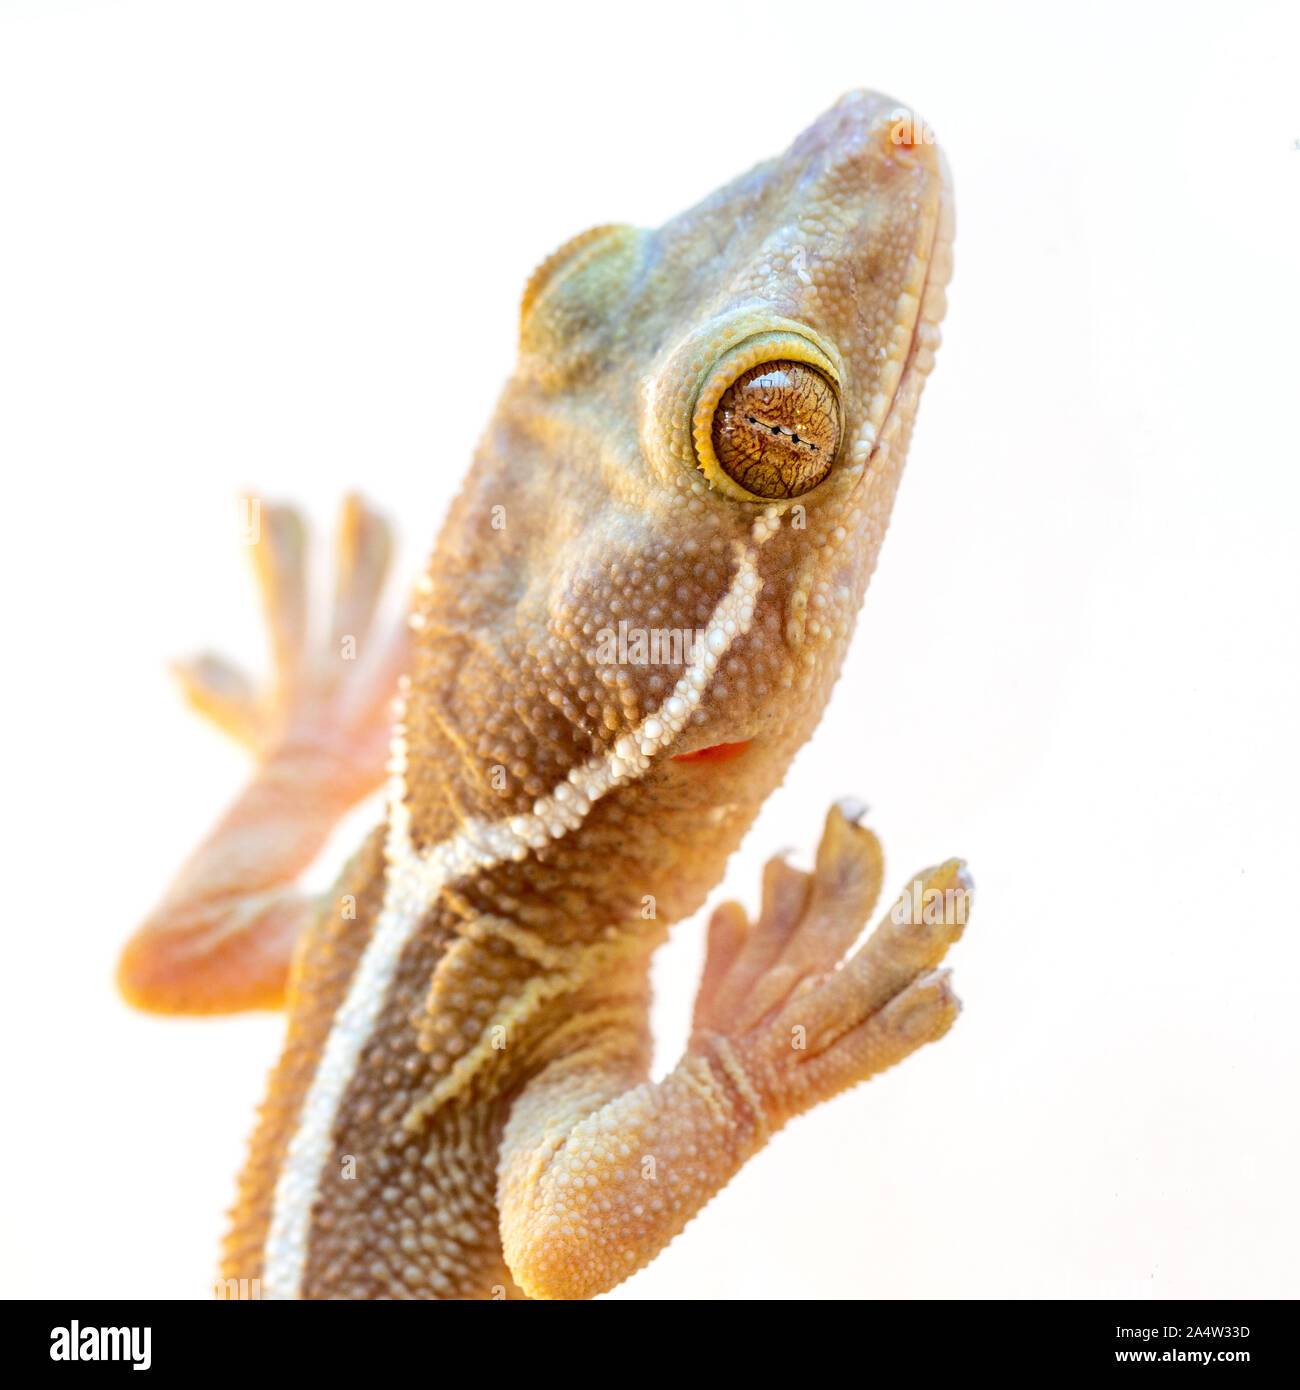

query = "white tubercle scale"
[{"left": 261, "top": 542, "right": 762, "bottom": 1298}]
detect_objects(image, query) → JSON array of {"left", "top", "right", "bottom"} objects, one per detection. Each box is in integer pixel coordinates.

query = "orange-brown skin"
[{"left": 120, "top": 90, "right": 966, "bottom": 1300}]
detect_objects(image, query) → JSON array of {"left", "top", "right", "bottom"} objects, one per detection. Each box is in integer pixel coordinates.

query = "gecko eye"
[
  {"left": 711, "top": 360, "right": 840, "bottom": 498},
  {"left": 690, "top": 330, "right": 844, "bottom": 501}
]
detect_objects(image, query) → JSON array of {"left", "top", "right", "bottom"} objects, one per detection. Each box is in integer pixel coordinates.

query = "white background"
[{"left": 2, "top": 0, "right": 1297, "bottom": 1300}]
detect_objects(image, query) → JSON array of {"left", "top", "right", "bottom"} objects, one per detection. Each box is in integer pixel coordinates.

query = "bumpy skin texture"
[{"left": 119, "top": 90, "right": 962, "bottom": 1300}]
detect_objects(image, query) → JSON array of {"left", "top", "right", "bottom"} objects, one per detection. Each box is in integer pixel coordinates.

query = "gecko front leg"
[
  {"left": 117, "top": 496, "right": 409, "bottom": 1015},
  {"left": 497, "top": 802, "right": 970, "bottom": 1299}
]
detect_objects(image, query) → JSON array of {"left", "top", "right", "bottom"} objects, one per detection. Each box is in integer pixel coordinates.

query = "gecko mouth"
[
  {"left": 671, "top": 740, "right": 752, "bottom": 765},
  {"left": 867, "top": 146, "right": 951, "bottom": 461}
]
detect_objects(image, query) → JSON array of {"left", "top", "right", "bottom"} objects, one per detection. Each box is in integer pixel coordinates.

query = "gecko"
[{"left": 118, "top": 89, "right": 963, "bottom": 1300}]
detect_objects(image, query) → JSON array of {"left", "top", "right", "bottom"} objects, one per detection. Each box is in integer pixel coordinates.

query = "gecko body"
[{"left": 119, "top": 90, "right": 964, "bottom": 1300}]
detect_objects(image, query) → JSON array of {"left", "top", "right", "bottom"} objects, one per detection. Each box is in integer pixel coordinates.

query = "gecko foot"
[
  {"left": 170, "top": 494, "right": 409, "bottom": 790},
  {"left": 120, "top": 496, "right": 410, "bottom": 1013},
  {"left": 692, "top": 801, "right": 970, "bottom": 1126}
]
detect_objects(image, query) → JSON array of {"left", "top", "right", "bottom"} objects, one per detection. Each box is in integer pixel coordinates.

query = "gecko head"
[{"left": 407, "top": 91, "right": 953, "bottom": 838}]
